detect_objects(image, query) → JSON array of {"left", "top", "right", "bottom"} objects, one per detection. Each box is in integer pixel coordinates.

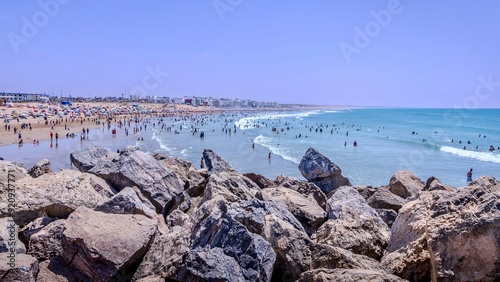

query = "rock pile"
[{"left": 0, "top": 146, "right": 498, "bottom": 281}]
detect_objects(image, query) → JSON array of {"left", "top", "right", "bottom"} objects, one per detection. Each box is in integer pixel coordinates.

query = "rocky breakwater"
[{"left": 0, "top": 145, "right": 497, "bottom": 281}]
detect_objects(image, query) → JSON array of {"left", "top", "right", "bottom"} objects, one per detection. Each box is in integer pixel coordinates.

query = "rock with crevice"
[
  {"left": 424, "top": 176, "right": 456, "bottom": 192},
  {"left": 298, "top": 148, "right": 351, "bottom": 195},
  {"left": 262, "top": 214, "right": 383, "bottom": 281},
  {"left": 134, "top": 198, "right": 276, "bottom": 281},
  {"left": 244, "top": 172, "right": 275, "bottom": 189}
]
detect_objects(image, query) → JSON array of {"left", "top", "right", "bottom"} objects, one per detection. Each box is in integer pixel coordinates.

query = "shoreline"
[{"left": 0, "top": 102, "right": 340, "bottom": 146}]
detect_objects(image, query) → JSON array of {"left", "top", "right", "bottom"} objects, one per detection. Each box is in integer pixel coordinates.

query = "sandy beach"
[{"left": 0, "top": 102, "right": 218, "bottom": 146}]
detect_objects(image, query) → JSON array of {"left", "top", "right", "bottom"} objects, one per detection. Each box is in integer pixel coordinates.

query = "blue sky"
[{"left": 1, "top": 1, "right": 500, "bottom": 107}]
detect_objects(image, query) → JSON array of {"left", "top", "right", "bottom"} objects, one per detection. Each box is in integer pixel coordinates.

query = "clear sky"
[{"left": 1, "top": 1, "right": 500, "bottom": 107}]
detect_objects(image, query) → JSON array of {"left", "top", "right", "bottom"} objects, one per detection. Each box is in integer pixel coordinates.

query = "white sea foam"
[
  {"left": 253, "top": 135, "right": 301, "bottom": 164},
  {"left": 440, "top": 146, "right": 500, "bottom": 164},
  {"left": 235, "top": 111, "right": 320, "bottom": 129}
]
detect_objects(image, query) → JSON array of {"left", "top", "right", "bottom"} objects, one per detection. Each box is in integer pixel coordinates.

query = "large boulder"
[
  {"left": 322, "top": 186, "right": 390, "bottom": 260},
  {"left": 383, "top": 186, "right": 500, "bottom": 281},
  {"left": 134, "top": 198, "right": 276, "bottom": 281},
  {"left": 0, "top": 170, "right": 114, "bottom": 226},
  {"left": 274, "top": 175, "right": 327, "bottom": 209},
  {"left": 202, "top": 149, "right": 237, "bottom": 174},
  {"left": 27, "top": 159, "right": 52, "bottom": 178},
  {"left": 388, "top": 170, "right": 425, "bottom": 199},
  {"left": 228, "top": 199, "right": 305, "bottom": 234},
  {"left": 69, "top": 146, "right": 118, "bottom": 172},
  {"left": 27, "top": 219, "right": 66, "bottom": 260},
  {"left": 297, "top": 268, "right": 406, "bottom": 282},
  {"left": 0, "top": 253, "right": 39, "bottom": 282},
  {"left": 202, "top": 172, "right": 260, "bottom": 203},
  {"left": 71, "top": 146, "right": 185, "bottom": 216},
  {"left": 298, "top": 148, "right": 351, "bottom": 194},
  {"left": 61, "top": 207, "right": 157, "bottom": 281},
  {"left": 256, "top": 187, "right": 326, "bottom": 236},
  {"left": 154, "top": 153, "right": 206, "bottom": 194},
  {"left": 262, "top": 214, "right": 383, "bottom": 281},
  {"left": 94, "top": 186, "right": 157, "bottom": 218},
  {"left": 366, "top": 186, "right": 406, "bottom": 212}
]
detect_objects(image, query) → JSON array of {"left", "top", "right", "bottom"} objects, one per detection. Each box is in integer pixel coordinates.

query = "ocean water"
[{"left": 2, "top": 108, "right": 499, "bottom": 188}]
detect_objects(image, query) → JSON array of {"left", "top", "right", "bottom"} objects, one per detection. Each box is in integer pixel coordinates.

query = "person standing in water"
[
  {"left": 467, "top": 169, "right": 473, "bottom": 182},
  {"left": 268, "top": 152, "right": 271, "bottom": 161}
]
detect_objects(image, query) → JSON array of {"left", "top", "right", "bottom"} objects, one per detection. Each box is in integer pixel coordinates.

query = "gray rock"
[
  {"left": 94, "top": 186, "right": 157, "bottom": 218},
  {"left": 323, "top": 186, "right": 390, "bottom": 260},
  {"left": 262, "top": 214, "right": 383, "bottom": 281},
  {"left": 69, "top": 146, "right": 118, "bottom": 172},
  {"left": 466, "top": 175, "right": 498, "bottom": 190},
  {"left": 0, "top": 217, "right": 26, "bottom": 254},
  {"left": 155, "top": 153, "right": 206, "bottom": 195},
  {"left": 62, "top": 207, "right": 158, "bottom": 281},
  {"left": 256, "top": 187, "right": 326, "bottom": 236},
  {"left": 297, "top": 268, "right": 406, "bottom": 282},
  {"left": 72, "top": 146, "right": 185, "bottom": 216},
  {"left": 367, "top": 186, "right": 406, "bottom": 212},
  {"left": 229, "top": 199, "right": 305, "bottom": 234},
  {"left": 27, "top": 219, "right": 65, "bottom": 260},
  {"left": 202, "top": 172, "right": 260, "bottom": 203},
  {"left": 27, "top": 159, "right": 52, "bottom": 178},
  {"left": 298, "top": 148, "right": 351, "bottom": 194},
  {"left": 0, "top": 253, "right": 38, "bottom": 282},
  {"left": 135, "top": 198, "right": 276, "bottom": 282},
  {"left": 202, "top": 149, "right": 236, "bottom": 174},
  {"left": 0, "top": 170, "right": 114, "bottom": 226},
  {"left": 275, "top": 175, "right": 327, "bottom": 209},
  {"left": 388, "top": 170, "right": 425, "bottom": 199}
]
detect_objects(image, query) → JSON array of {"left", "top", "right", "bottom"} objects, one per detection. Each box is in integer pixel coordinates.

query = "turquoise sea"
[{"left": 2, "top": 108, "right": 499, "bottom": 188}]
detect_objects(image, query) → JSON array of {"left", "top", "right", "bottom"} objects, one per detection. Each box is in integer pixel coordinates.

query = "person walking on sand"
[{"left": 467, "top": 169, "right": 473, "bottom": 182}]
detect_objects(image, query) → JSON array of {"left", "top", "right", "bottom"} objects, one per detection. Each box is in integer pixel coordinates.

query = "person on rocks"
[{"left": 467, "top": 168, "right": 473, "bottom": 182}]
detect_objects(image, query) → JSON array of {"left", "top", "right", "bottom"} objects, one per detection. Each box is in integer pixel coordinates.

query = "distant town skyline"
[{"left": 1, "top": 1, "right": 500, "bottom": 107}]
